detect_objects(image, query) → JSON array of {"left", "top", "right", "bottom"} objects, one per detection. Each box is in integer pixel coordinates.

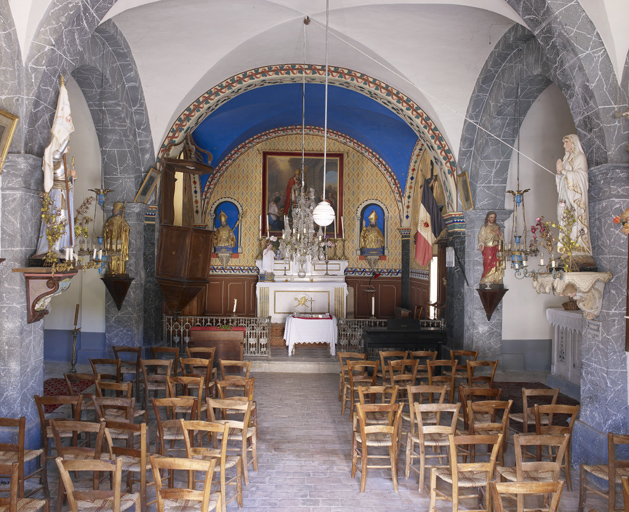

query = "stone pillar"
[
  {"left": 463, "top": 209, "right": 511, "bottom": 359},
  {"left": 399, "top": 228, "right": 411, "bottom": 309},
  {"left": 143, "top": 211, "right": 162, "bottom": 349},
  {"left": 104, "top": 202, "right": 146, "bottom": 352},
  {"left": 446, "top": 230, "right": 466, "bottom": 350},
  {"left": 572, "top": 164, "right": 629, "bottom": 465},
  {"left": 0, "top": 154, "right": 47, "bottom": 447}
]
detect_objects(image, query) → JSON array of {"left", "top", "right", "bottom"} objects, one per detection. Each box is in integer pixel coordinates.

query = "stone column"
[
  {"left": 399, "top": 228, "right": 411, "bottom": 309},
  {"left": 0, "top": 154, "right": 47, "bottom": 447},
  {"left": 143, "top": 210, "right": 162, "bottom": 349},
  {"left": 463, "top": 209, "right": 511, "bottom": 359},
  {"left": 572, "top": 164, "right": 629, "bottom": 465},
  {"left": 104, "top": 202, "right": 146, "bottom": 352},
  {"left": 446, "top": 230, "right": 466, "bottom": 349}
]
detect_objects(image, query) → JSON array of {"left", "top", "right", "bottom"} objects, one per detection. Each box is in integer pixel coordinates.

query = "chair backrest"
[
  {"left": 467, "top": 400, "right": 513, "bottom": 438},
  {"left": 414, "top": 402, "right": 460, "bottom": 440},
  {"left": 355, "top": 403, "right": 403, "bottom": 447},
  {"left": 513, "top": 433, "right": 570, "bottom": 482},
  {"left": 64, "top": 373, "right": 100, "bottom": 396},
  {"left": 0, "top": 418, "right": 26, "bottom": 487},
  {"left": 409, "top": 350, "right": 437, "bottom": 382},
  {"left": 180, "top": 419, "right": 229, "bottom": 468},
  {"left": 207, "top": 397, "right": 252, "bottom": 432},
  {"left": 150, "top": 347, "right": 179, "bottom": 376},
  {"left": 466, "top": 359, "right": 498, "bottom": 388},
  {"left": 50, "top": 419, "right": 106, "bottom": 460},
  {"left": 219, "top": 359, "right": 251, "bottom": 379},
  {"left": 406, "top": 385, "right": 448, "bottom": 434},
  {"left": 338, "top": 351, "right": 367, "bottom": 373},
  {"left": 34, "top": 394, "right": 82, "bottom": 428},
  {"left": 95, "top": 380, "right": 133, "bottom": 399},
  {"left": 166, "top": 375, "right": 205, "bottom": 400},
  {"left": 216, "top": 377, "right": 255, "bottom": 401},
  {"left": 186, "top": 346, "right": 216, "bottom": 368},
  {"left": 56, "top": 456, "right": 124, "bottom": 512},
  {"left": 426, "top": 359, "right": 457, "bottom": 402},
  {"left": 449, "top": 433, "right": 502, "bottom": 487},
  {"left": 112, "top": 346, "right": 141, "bottom": 365},
  {"left": 606, "top": 432, "right": 629, "bottom": 493},
  {"left": 357, "top": 385, "right": 398, "bottom": 406},
  {"left": 102, "top": 419, "right": 147, "bottom": 464},
  {"left": 89, "top": 358, "right": 121, "bottom": 382},
  {"left": 347, "top": 360, "right": 379, "bottom": 390},
  {"left": 490, "top": 480, "right": 564, "bottom": 512},
  {"left": 379, "top": 350, "right": 408, "bottom": 376},
  {"left": 534, "top": 403, "right": 580, "bottom": 436},
  {"left": 150, "top": 454, "right": 218, "bottom": 512},
  {"left": 152, "top": 396, "right": 198, "bottom": 423},
  {"left": 140, "top": 358, "right": 173, "bottom": 386},
  {"left": 450, "top": 349, "right": 478, "bottom": 371},
  {"left": 91, "top": 396, "right": 135, "bottom": 422},
  {"left": 458, "top": 386, "right": 502, "bottom": 430},
  {"left": 180, "top": 357, "right": 213, "bottom": 381},
  {"left": 521, "top": 387, "right": 559, "bottom": 431},
  {"left": 388, "top": 359, "right": 418, "bottom": 388}
]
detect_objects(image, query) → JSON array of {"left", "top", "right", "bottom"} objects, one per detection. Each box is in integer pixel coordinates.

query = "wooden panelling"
[
  {"left": 204, "top": 275, "right": 258, "bottom": 317},
  {"left": 409, "top": 277, "right": 430, "bottom": 319},
  {"left": 345, "top": 276, "right": 401, "bottom": 319}
]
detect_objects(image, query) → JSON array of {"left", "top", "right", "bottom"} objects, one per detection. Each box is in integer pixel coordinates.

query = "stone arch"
[
  {"left": 202, "top": 125, "right": 404, "bottom": 222},
  {"left": 23, "top": 0, "right": 117, "bottom": 157},
  {"left": 72, "top": 20, "right": 154, "bottom": 197},
  {"left": 158, "top": 64, "right": 458, "bottom": 193},
  {"left": 504, "top": 1, "right": 627, "bottom": 165}
]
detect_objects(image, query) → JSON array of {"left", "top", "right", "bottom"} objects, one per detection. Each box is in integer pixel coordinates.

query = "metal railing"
[{"left": 163, "top": 316, "right": 271, "bottom": 358}]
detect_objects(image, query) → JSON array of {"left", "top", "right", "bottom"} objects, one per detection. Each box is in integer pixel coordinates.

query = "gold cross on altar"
[{"left": 294, "top": 295, "right": 314, "bottom": 311}]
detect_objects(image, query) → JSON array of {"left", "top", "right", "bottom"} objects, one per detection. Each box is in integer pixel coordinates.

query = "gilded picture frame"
[
  {"left": 262, "top": 151, "right": 344, "bottom": 237},
  {"left": 457, "top": 171, "right": 474, "bottom": 211},
  {"left": 0, "top": 109, "right": 18, "bottom": 173},
  {"left": 133, "top": 167, "right": 161, "bottom": 204}
]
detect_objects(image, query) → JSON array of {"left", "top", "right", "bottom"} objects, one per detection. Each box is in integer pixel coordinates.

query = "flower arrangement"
[
  {"left": 529, "top": 207, "right": 581, "bottom": 272},
  {"left": 613, "top": 208, "right": 629, "bottom": 235},
  {"left": 74, "top": 196, "right": 95, "bottom": 240},
  {"left": 39, "top": 192, "right": 67, "bottom": 265},
  {"left": 530, "top": 216, "right": 554, "bottom": 256}
]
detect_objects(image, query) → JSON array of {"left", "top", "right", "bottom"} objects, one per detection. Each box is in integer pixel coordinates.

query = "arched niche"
[
  {"left": 207, "top": 197, "right": 243, "bottom": 253},
  {"left": 356, "top": 200, "right": 389, "bottom": 257}
]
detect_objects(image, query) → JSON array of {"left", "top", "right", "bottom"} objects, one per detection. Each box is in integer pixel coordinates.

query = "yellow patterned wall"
[{"left": 207, "top": 134, "right": 402, "bottom": 269}]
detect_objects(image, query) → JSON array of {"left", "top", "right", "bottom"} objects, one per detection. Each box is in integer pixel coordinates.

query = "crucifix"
[{"left": 294, "top": 295, "right": 315, "bottom": 312}]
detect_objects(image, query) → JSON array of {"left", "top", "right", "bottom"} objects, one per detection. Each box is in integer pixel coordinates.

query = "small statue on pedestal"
[
  {"left": 477, "top": 211, "right": 504, "bottom": 286},
  {"left": 103, "top": 202, "right": 130, "bottom": 275}
]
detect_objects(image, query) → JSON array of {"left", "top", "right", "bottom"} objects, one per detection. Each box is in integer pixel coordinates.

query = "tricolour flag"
[{"left": 415, "top": 179, "right": 446, "bottom": 267}]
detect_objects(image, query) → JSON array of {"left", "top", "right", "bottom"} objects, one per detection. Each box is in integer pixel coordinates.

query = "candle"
[
  {"left": 523, "top": 260, "right": 528, "bottom": 267},
  {"left": 69, "top": 247, "right": 73, "bottom": 260},
  {"left": 74, "top": 304, "right": 79, "bottom": 326},
  {"left": 233, "top": 299, "right": 237, "bottom": 313},
  {"left": 551, "top": 259, "right": 556, "bottom": 268},
  {"left": 540, "top": 257, "right": 544, "bottom": 266},
  {"left": 334, "top": 216, "right": 337, "bottom": 237},
  {"left": 266, "top": 215, "right": 269, "bottom": 234},
  {"left": 65, "top": 248, "right": 69, "bottom": 261},
  {"left": 93, "top": 248, "right": 97, "bottom": 259},
  {"left": 98, "top": 249, "right": 102, "bottom": 260},
  {"left": 371, "top": 297, "right": 375, "bottom": 317},
  {"left": 341, "top": 215, "right": 344, "bottom": 235},
  {"left": 259, "top": 215, "right": 262, "bottom": 238}
]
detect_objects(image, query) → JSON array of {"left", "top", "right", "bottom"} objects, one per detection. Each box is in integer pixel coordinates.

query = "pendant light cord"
[
  {"left": 322, "top": 0, "right": 329, "bottom": 200},
  {"left": 301, "top": 19, "right": 307, "bottom": 190}
]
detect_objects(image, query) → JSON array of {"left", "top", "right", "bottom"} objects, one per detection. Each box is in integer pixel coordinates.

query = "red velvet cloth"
[{"left": 190, "top": 326, "right": 246, "bottom": 332}]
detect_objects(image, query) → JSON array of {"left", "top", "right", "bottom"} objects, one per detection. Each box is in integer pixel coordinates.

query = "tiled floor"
[{"left": 41, "top": 359, "right": 600, "bottom": 511}]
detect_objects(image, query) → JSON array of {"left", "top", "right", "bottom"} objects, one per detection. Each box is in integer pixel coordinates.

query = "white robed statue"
[
  {"left": 35, "top": 77, "right": 75, "bottom": 257},
  {"left": 555, "top": 134, "right": 592, "bottom": 257}
]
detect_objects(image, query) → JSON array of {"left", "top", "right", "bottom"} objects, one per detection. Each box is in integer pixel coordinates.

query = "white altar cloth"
[{"left": 284, "top": 315, "right": 337, "bottom": 356}]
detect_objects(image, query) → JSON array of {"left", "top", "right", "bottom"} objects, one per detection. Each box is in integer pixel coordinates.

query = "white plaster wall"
[
  {"left": 44, "top": 76, "right": 106, "bottom": 332},
  {"left": 8, "top": 0, "right": 54, "bottom": 62},
  {"left": 502, "top": 83, "right": 576, "bottom": 340}
]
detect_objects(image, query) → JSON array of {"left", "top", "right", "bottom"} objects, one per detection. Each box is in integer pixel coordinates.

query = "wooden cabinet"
[{"left": 345, "top": 276, "right": 401, "bottom": 319}]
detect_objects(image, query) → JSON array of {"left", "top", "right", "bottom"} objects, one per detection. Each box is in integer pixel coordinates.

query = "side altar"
[{"left": 255, "top": 257, "right": 348, "bottom": 323}]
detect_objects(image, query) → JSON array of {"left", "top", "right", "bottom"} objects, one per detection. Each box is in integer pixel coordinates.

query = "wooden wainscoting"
[
  {"left": 345, "top": 276, "right": 401, "bottom": 319},
  {"left": 163, "top": 274, "right": 258, "bottom": 317},
  {"left": 409, "top": 276, "right": 430, "bottom": 319}
]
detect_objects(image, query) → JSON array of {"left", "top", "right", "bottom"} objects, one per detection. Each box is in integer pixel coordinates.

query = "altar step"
[{"left": 250, "top": 347, "right": 338, "bottom": 374}]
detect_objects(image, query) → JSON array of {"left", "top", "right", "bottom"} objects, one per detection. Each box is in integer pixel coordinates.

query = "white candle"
[
  {"left": 371, "top": 297, "right": 375, "bottom": 317},
  {"left": 266, "top": 215, "right": 269, "bottom": 234},
  {"left": 341, "top": 215, "right": 344, "bottom": 235},
  {"left": 540, "top": 257, "right": 545, "bottom": 266},
  {"left": 70, "top": 248, "right": 74, "bottom": 260},
  {"left": 98, "top": 249, "right": 102, "bottom": 260},
  {"left": 233, "top": 299, "right": 237, "bottom": 313},
  {"left": 65, "top": 248, "right": 69, "bottom": 261},
  {"left": 334, "top": 217, "right": 337, "bottom": 236},
  {"left": 93, "top": 248, "right": 97, "bottom": 259},
  {"left": 259, "top": 215, "right": 262, "bottom": 238}
]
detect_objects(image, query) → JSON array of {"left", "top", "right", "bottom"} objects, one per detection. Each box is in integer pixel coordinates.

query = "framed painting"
[
  {"left": 133, "top": 167, "right": 161, "bottom": 204},
  {"left": 0, "top": 109, "right": 18, "bottom": 173},
  {"left": 262, "top": 151, "right": 344, "bottom": 237},
  {"left": 457, "top": 171, "right": 474, "bottom": 211}
]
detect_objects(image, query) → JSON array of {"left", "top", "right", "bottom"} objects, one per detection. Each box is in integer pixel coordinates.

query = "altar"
[{"left": 255, "top": 257, "right": 348, "bottom": 323}]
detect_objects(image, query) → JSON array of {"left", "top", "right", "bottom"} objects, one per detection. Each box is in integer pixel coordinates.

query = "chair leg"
[
  {"left": 236, "top": 458, "right": 243, "bottom": 507},
  {"left": 578, "top": 464, "right": 586, "bottom": 512},
  {"left": 404, "top": 435, "right": 412, "bottom": 479},
  {"left": 351, "top": 436, "right": 358, "bottom": 478},
  {"left": 360, "top": 445, "right": 368, "bottom": 492},
  {"left": 419, "top": 442, "right": 427, "bottom": 492},
  {"left": 56, "top": 478, "right": 64, "bottom": 512},
  {"left": 390, "top": 445, "right": 398, "bottom": 493},
  {"left": 428, "top": 469, "right": 437, "bottom": 512},
  {"left": 565, "top": 443, "right": 572, "bottom": 491}
]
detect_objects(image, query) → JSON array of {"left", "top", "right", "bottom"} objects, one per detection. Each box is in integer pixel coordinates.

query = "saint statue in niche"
[
  {"left": 213, "top": 211, "right": 237, "bottom": 251},
  {"left": 478, "top": 211, "right": 504, "bottom": 286},
  {"left": 103, "top": 202, "right": 130, "bottom": 275},
  {"left": 360, "top": 210, "right": 385, "bottom": 254},
  {"left": 555, "top": 133, "right": 593, "bottom": 265}
]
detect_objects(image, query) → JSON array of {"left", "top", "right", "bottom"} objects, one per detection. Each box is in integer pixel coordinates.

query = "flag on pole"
[
  {"left": 415, "top": 179, "right": 446, "bottom": 267},
  {"left": 43, "top": 78, "right": 74, "bottom": 193}
]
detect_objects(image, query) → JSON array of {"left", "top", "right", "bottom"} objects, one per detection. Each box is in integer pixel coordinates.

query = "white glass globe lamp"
[{"left": 313, "top": 201, "right": 335, "bottom": 227}]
